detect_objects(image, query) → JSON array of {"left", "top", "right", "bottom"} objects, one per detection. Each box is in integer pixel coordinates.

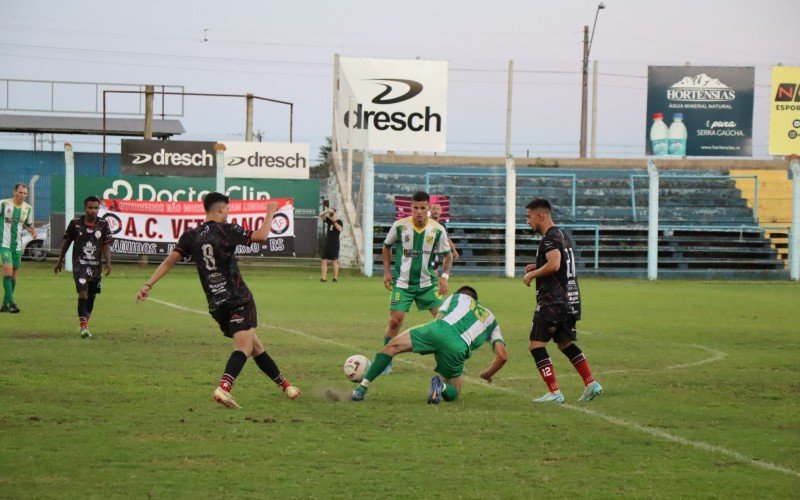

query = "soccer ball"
[{"left": 343, "top": 355, "right": 371, "bottom": 383}]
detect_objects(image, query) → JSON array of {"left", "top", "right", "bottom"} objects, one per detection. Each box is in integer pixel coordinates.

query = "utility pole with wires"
[{"left": 580, "top": 2, "right": 605, "bottom": 158}]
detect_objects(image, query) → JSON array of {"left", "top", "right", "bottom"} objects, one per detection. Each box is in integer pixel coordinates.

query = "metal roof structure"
[{"left": 0, "top": 114, "right": 185, "bottom": 138}]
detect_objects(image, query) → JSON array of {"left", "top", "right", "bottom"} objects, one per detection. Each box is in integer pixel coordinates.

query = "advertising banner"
[
  {"left": 394, "top": 195, "right": 450, "bottom": 221},
  {"left": 220, "top": 141, "right": 309, "bottom": 179},
  {"left": 121, "top": 140, "right": 217, "bottom": 176},
  {"left": 51, "top": 175, "right": 320, "bottom": 216},
  {"left": 337, "top": 57, "right": 448, "bottom": 153},
  {"left": 100, "top": 198, "right": 294, "bottom": 256},
  {"left": 646, "top": 66, "right": 754, "bottom": 157},
  {"left": 768, "top": 66, "right": 800, "bottom": 155}
]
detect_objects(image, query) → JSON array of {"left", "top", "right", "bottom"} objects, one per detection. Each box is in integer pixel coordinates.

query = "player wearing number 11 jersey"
[
  {"left": 135, "top": 192, "right": 299, "bottom": 409},
  {"left": 522, "top": 198, "right": 602, "bottom": 404}
]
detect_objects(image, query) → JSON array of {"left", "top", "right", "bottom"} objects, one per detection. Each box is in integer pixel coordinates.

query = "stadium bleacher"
[{"left": 352, "top": 163, "right": 786, "bottom": 278}]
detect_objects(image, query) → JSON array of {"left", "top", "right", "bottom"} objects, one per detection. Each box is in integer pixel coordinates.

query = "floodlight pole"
[{"left": 505, "top": 60, "right": 516, "bottom": 278}]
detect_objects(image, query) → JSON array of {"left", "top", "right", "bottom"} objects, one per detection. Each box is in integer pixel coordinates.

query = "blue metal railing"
[
  {"left": 415, "top": 221, "right": 600, "bottom": 269},
  {"left": 424, "top": 171, "right": 577, "bottom": 220},
  {"left": 629, "top": 173, "right": 759, "bottom": 223}
]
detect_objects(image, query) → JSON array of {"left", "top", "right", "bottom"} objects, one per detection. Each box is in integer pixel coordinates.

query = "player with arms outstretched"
[
  {"left": 54, "top": 196, "right": 112, "bottom": 339},
  {"left": 523, "top": 198, "right": 602, "bottom": 403},
  {"left": 136, "top": 193, "right": 299, "bottom": 408},
  {"left": 352, "top": 285, "right": 508, "bottom": 403}
]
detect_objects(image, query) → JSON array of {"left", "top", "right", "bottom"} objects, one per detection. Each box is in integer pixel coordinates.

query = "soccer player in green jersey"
[
  {"left": 352, "top": 286, "right": 509, "bottom": 403},
  {"left": 381, "top": 191, "right": 452, "bottom": 374},
  {"left": 1, "top": 184, "right": 37, "bottom": 313}
]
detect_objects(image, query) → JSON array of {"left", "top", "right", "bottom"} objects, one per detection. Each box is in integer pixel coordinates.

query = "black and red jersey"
[
  {"left": 175, "top": 221, "right": 254, "bottom": 311},
  {"left": 534, "top": 226, "right": 581, "bottom": 319}
]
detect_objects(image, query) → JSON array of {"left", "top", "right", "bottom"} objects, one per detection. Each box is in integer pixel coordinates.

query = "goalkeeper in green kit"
[{"left": 352, "top": 286, "right": 508, "bottom": 403}]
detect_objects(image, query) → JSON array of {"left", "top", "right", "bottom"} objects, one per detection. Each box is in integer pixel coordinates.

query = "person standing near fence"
[
  {"left": 320, "top": 207, "right": 343, "bottom": 282},
  {"left": 522, "top": 198, "right": 603, "bottom": 403},
  {"left": 1, "top": 183, "right": 37, "bottom": 313},
  {"left": 430, "top": 203, "right": 459, "bottom": 269}
]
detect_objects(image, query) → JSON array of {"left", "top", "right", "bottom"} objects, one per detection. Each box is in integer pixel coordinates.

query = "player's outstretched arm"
[
  {"left": 136, "top": 251, "right": 182, "bottom": 302},
  {"left": 250, "top": 201, "right": 279, "bottom": 243},
  {"left": 438, "top": 252, "right": 452, "bottom": 295},
  {"left": 479, "top": 342, "right": 509, "bottom": 383}
]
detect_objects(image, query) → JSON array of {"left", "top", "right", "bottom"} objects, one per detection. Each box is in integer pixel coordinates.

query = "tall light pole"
[{"left": 580, "top": 2, "right": 605, "bottom": 158}]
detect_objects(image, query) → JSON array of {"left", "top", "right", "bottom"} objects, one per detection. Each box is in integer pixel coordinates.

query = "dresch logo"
[
  {"left": 227, "top": 153, "right": 307, "bottom": 169},
  {"left": 344, "top": 78, "right": 442, "bottom": 132},
  {"left": 129, "top": 149, "right": 214, "bottom": 167}
]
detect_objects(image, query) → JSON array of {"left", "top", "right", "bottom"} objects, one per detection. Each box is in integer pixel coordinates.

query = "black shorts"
[
  {"left": 321, "top": 241, "right": 340, "bottom": 260},
  {"left": 530, "top": 306, "right": 578, "bottom": 343},
  {"left": 73, "top": 268, "right": 102, "bottom": 294},
  {"left": 210, "top": 301, "right": 258, "bottom": 338}
]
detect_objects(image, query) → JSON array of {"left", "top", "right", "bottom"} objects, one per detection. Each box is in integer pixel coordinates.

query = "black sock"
[
  {"left": 220, "top": 351, "right": 248, "bottom": 392},
  {"left": 78, "top": 298, "right": 89, "bottom": 320},
  {"left": 560, "top": 343, "right": 583, "bottom": 362},
  {"left": 254, "top": 351, "right": 289, "bottom": 389},
  {"left": 87, "top": 294, "right": 96, "bottom": 316}
]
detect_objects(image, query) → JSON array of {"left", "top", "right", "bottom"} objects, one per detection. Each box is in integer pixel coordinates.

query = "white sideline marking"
[
  {"left": 149, "top": 298, "right": 799, "bottom": 479},
  {"left": 601, "top": 344, "right": 728, "bottom": 375}
]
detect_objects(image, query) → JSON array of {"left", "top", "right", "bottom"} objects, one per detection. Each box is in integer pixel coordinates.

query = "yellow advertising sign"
[{"left": 769, "top": 66, "right": 800, "bottom": 155}]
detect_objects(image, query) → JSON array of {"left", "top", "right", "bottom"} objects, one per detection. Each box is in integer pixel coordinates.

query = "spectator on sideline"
[{"left": 320, "top": 207, "right": 343, "bottom": 282}]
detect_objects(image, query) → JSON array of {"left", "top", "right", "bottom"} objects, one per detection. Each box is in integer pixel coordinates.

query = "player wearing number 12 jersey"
[
  {"left": 136, "top": 192, "right": 299, "bottom": 408},
  {"left": 522, "top": 199, "right": 602, "bottom": 404}
]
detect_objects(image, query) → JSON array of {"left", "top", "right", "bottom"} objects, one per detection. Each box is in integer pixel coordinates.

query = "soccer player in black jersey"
[
  {"left": 54, "top": 196, "right": 112, "bottom": 339},
  {"left": 135, "top": 192, "right": 299, "bottom": 409},
  {"left": 522, "top": 199, "right": 603, "bottom": 404}
]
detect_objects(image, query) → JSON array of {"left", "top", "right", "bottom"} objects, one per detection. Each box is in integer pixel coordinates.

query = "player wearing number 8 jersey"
[
  {"left": 522, "top": 199, "right": 602, "bottom": 404},
  {"left": 136, "top": 192, "right": 299, "bottom": 408}
]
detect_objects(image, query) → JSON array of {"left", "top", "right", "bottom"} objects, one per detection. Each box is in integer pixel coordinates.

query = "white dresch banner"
[
  {"left": 337, "top": 57, "right": 448, "bottom": 153},
  {"left": 221, "top": 141, "right": 310, "bottom": 179},
  {"left": 99, "top": 198, "right": 295, "bottom": 256}
]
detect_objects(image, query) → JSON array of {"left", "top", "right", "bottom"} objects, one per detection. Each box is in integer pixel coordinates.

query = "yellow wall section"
[{"left": 730, "top": 169, "right": 792, "bottom": 263}]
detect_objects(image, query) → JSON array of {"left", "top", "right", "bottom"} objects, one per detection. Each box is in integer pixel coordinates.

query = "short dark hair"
[
  {"left": 456, "top": 285, "right": 478, "bottom": 301},
  {"left": 13, "top": 183, "right": 27, "bottom": 191},
  {"left": 411, "top": 191, "right": 430, "bottom": 203},
  {"left": 84, "top": 196, "right": 100, "bottom": 207},
  {"left": 202, "top": 192, "right": 229, "bottom": 212},
  {"left": 526, "top": 198, "right": 552, "bottom": 212}
]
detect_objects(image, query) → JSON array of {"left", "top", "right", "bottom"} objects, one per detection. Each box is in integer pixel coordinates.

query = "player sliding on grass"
[
  {"left": 352, "top": 285, "right": 508, "bottom": 403},
  {"left": 523, "top": 198, "right": 603, "bottom": 404},
  {"left": 136, "top": 192, "right": 299, "bottom": 409}
]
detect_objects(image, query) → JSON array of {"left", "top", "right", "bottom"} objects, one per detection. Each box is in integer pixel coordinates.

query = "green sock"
[
  {"left": 2, "top": 276, "right": 12, "bottom": 305},
  {"left": 442, "top": 384, "right": 459, "bottom": 402},
  {"left": 363, "top": 352, "right": 393, "bottom": 382},
  {"left": 11, "top": 278, "right": 15, "bottom": 293}
]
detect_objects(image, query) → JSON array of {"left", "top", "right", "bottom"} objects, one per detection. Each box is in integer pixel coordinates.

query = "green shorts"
[
  {"left": 389, "top": 285, "right": 444, "bottom": 313},
  {"left": 410, "top": 320, "right": 469, "bottom": 379},
  {"left": 0, "top": 248, "right": 21, "bottom": 269}
]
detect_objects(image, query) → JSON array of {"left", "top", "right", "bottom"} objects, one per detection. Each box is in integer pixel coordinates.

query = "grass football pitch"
[{"left": 1, "top": 262, "right": 798, "bottom": 498}]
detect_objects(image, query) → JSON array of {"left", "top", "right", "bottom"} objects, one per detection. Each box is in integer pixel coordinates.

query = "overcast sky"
[{"left": 0, "top": 0, "right": 796, "bottom": 159}]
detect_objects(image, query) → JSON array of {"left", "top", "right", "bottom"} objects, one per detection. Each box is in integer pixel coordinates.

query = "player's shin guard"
[
  {"left": 561, "top": 343, "right": 595, "bottom": 385},
  {"left": 220, "top": 351, "right": 248, "bottom": 392},
  {"left": 253, "top": 351, "right": 291, "bottom": 390},
  {"left": 362, "top": 352, "right": 392, "bottom": 384},
  {"left": 442, "top": 384, "right": 459, "bottom": 402},
  {"left": 531, "top": 347, "right": 560, "bottom": 393}
]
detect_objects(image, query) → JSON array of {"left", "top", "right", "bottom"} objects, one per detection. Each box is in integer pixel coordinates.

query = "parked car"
[{"left": 21, "top": 223, "right": 50, "bottom": 262}]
